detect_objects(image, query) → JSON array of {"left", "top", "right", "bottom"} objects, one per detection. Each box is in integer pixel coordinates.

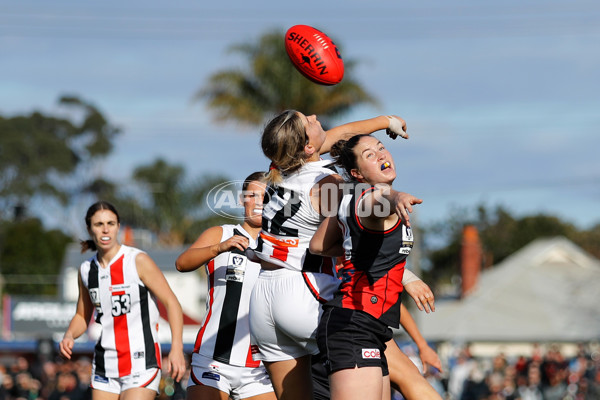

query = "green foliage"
[
  {"left": 0, "top": 96, "right": 120, "bottom": 215},
  {"left": 0, "top": 218, "right": 71, "bottom": 296},
  {"left": 478, "top": 209, "right": 577, "bottom": 266},
  {"left": 197, "top": 29, "right": 378, "bottom": 128},
  {"left": 129, "top": 159, "right": 231, "bottom": 244},
  {"left": 570, "top": 223, "right": 600, "bottom": 260},
  {"left": 424, "top": 204, "right": 592, "bottom": 292}
]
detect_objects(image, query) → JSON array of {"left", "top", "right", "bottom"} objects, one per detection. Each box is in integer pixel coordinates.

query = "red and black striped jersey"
[
  {"left": 81, "top": 245, "right": 161, "bottom": 378},
  {"left": 329, "top": 184, "right": 414, "bottom": 328}
]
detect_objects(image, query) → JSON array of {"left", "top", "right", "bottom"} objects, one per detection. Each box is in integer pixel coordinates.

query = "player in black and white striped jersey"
[{"left": 176, "top": 172, "right": 275, "bottom": 400}]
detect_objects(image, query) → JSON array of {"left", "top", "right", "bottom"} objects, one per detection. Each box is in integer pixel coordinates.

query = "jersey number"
[
  {"left": 263, "top": 187, "right": 301, "bottom": 262},
  {"left": 111, "top": 294, "right": 131, "bottom": 317},
  {"left": 265, "top": 187, "right": 301, "bottom": 237}
]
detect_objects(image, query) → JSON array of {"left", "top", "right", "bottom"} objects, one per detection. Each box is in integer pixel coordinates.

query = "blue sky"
[{"left": 2, "top": 0, "right": 599, "bottom": 234}]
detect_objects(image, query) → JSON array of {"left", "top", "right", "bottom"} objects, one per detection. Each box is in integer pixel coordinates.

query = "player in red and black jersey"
[
  {"left": 310, "top": 134, "right": 441, "bottom": 400},
  {"left": 332, "top": 182, "right": 414, "bottom": 327}
]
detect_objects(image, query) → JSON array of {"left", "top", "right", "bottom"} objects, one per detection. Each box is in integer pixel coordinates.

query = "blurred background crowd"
[{"left": 1, "top": 341, "right": 599, "bottom": 400}]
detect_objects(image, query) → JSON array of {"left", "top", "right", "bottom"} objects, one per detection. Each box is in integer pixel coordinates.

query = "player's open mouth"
[
  {"left": 381, "top": 162, "right": 391, "bottom": 171},
  {"left": 101, "top": 236, "right": 110, "bottom": 241},
  {"left": 253, "top": 208, "right": 263, "bottom": 216}
]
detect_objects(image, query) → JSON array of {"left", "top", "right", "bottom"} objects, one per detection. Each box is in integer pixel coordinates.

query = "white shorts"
[
  {"left": 91, "top": 367, "right": 160, "bottom": 394},
  {"left": 249, "top": 268, "right": 339, "bottom": 361},
  {"left": 187, "top": 353, "right": 273, "bottom": 400}
]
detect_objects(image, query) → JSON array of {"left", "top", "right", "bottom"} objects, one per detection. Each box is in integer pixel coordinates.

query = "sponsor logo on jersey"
[
  {"left": 94, "top": 375, "right": 109, "bottom": 383},
  {"left": 209, "top": 364, "right": 220, "bottom": 372},
  {"left": 399, "top": 225, "right": 414, "bottom": 254},
  {"left": 109, "top": 284, "right": 131, "bottom": 292},
  {"left": 226, "top": 254, "right": 247, "bottom": 282},
  {"left": 202, "top": 372, "right": 221, "bottom": 381},
  {"left": 362, "top": 349, "right": 381, "bottom": 359},
  {"left": 133, "top": 351, "right": 145, "bottom": 359},
  {"left": 89, "top": 289, "right": 100, "bottom": 304},
  {"left": 260, "top": 232, "right": 300, "bottom": 247}
]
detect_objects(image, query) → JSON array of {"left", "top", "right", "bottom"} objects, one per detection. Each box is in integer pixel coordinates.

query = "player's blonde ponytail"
[{"left": 261, "top": 110, "right": 309, "bottom": 185}]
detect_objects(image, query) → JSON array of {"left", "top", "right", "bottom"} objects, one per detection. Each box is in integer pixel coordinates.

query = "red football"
[{"left": 284, "top": 25, "right": 344, "bottom": 86}]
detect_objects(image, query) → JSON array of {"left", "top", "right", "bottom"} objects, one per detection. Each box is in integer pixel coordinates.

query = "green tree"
[
  {"left": 424, "top": 204, "right": 590, "bottom": 293},
  {"left": 0, "top": 96, "right": 120, "bottom": 220},
  {"left": 130, "top": 159, "right": 229, "bottom": 244},
  {"left": 0, "top": 218, "right": 71, "bottom": 295},
  {"left": 197, "top": 29, "right": 378, "bottom": 127},
  {"left": 569, "top": 222, "right": 600, "bottom": 260},
  {"left": 477, "top": 208, "right": 577, "bottom": 265}
]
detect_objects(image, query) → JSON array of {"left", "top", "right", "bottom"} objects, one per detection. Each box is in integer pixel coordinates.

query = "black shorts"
[
  {"left": 316, "top": 306, "right": 393, "bottom": 376},
  {"left": 311, "top": 353, "right": 331, "bottom": 400}
]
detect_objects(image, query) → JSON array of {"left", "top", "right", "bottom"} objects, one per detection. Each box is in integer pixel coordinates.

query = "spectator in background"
[
  {"left": 48, "top": 371, "right": 85, "bottom": 400},
  {"left": 74, "top": 358, "right": 92, "bottom": 399},
  {"left": 0, "top": 373, "right": 19, "bottom": 400},
  {"left": 39, "top": 360, "right": 59, "bottom": 398},
  {"left": 447, "top": 348, "right": 476, "bottom": 399},
  {"left": 517, "top": 364, "right": 544, "bottom": 400},
  {"left": 540, "top": 346, "right": 568, "bottom": 400},
  {"left": 14, "top": 371, "right": 41, "bottom": 399},
  {"left": 491, "top": 353, "right": 508, "bottom": 374},
  {"left": 12, "top": 357, "right": 31, "bottom": 377},
  {"left": 2, "top": 340, "right": 600, "bottom": 399},
  {"left": 460, "top": 363, "right": 489, "bottom": 400},
  {"left": 514, "top": 355, "right": 529, "bottom": 377},
  {"left": 591, "top": 369, "right": 600, "bottom": 398},
  {"left": 500, "top": 366, "right": 518, "bottom": 399}
]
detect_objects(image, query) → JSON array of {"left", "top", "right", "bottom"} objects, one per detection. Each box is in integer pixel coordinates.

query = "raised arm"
[
  {"left": 382, "top": 189, "right": 423, "bottom": 227},
  {"left": 60, "top": 273, "right": 94, "bottom": 360},
  {"left": 359, "top": 186, "right": 423, "bottom": 228},
  {"left": 320, "top": 115, "right": 407, "bottom": 154},
  {"left": 137, "top": 253, "right": 186, "bottom": 382}
]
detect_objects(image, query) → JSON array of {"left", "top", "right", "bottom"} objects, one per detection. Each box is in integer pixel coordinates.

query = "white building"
[{"left": 418, "top": 236, "right": 600, "bottom": 359}]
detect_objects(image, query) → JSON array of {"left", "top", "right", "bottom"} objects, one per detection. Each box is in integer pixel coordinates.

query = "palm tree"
[
  {"left": 131, "top": 159, "right": 229, "bottom": 245},
  {"left": 196, "top": 29, "right": 378, "bottom": 127}
]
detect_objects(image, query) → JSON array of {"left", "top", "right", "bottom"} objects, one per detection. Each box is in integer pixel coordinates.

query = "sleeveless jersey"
[
  {"left": 80, "top": 245, "right": 161, "bottom": 378},
  {"left": 193, "top": 225, "right": 261, "bottom": 367},
  {"left": 255, "top": 159, "right": 335, "bottom": 275},
  {"left": 329, "top": 184, "right": 414, "bottom": 328}
]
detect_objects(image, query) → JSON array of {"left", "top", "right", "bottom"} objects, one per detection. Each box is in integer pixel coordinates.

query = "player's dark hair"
[
  {"left": 80, "top": 201, "right": 120, "bottom": 253},
  {"left": 242, "top": 171, "right": 267, "bottom": 191},
  {"left": 261, "top": 110, "right": 308, "bottom": 185},
  {"left": 330, "top": 134, "right": 372, "bottom": 181}
]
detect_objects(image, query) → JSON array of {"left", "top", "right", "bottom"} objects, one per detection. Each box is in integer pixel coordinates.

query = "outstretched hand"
[{"left": 391, "top": 192, "right": 423, "bottom": 227}]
